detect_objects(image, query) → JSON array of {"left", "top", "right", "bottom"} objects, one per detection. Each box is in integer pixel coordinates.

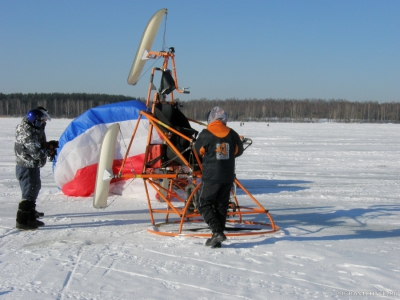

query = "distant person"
[
  {"left": 195, "top": 106, "right": 244, "bottom": 248},
  {"left": 14, "top": 108, "right": 57, "bottom": 230}
]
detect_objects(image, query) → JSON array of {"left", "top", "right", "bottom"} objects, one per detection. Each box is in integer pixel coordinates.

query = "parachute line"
[
  {"left": 135, "top": 56, "right": 163, "bottom": 86},
  {"left": 105, "top": 177, "right": 136, "bottom": 208},
  {"left": 118, "top": 124, "right": 138, "bottom": 174}
]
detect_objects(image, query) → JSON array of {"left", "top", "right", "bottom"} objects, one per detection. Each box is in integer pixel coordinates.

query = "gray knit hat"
[{"left": 207, "top": 106, "right": 228, "bottom": 124}]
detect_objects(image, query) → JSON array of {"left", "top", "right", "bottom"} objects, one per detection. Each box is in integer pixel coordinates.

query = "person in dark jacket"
[
  {"left": 194, "top": 106, "right": 244, "bottom": 247},
  {"left": 14, "top": 108, "right": 55, "bottom": 230}
]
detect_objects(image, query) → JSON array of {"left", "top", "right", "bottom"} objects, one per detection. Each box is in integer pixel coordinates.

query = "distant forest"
[{"left": 0, "top": 93, "right": 399, "bottom": 123}]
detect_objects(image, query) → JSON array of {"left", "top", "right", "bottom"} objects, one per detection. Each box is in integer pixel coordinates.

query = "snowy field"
[{"left": 0, "top": 118, "right": 399, "bottom": 300}]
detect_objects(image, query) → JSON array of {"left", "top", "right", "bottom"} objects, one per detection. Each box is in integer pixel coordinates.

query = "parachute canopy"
[{"left": 53, "top": 100, "right": 161, "bottom": 197}]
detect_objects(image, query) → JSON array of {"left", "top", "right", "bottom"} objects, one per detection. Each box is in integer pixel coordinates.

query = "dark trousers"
[
  {"left": 198, "top": 181, "right": 232, "bottom": 233},
  {"left": 16, "top": 165, "right": 41, "bottom": 203}
]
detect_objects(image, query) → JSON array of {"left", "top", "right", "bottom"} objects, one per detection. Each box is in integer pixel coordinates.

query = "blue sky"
[{"left": 1, "top": 0, "right": 399, "bottom": 102}]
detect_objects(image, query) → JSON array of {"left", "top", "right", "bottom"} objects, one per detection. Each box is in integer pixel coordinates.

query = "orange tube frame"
[{"left": 113, "top": 50, "right": 279, "bottom": 237}]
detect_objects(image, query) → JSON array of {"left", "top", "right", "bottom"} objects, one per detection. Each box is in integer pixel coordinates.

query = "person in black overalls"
[{"left": 195, "top": 107, "right": 244, "bottom": 248}]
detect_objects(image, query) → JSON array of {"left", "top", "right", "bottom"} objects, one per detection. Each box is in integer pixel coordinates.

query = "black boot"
[
  {"left": 34, "top": 219, "right": 45, "bottom": 227},
  {"left": 205, "top": 240, "right": 222, "bottom": 248},
  {"left": 35, "top": 210, "right": 44, "bottom": 218},
  {"left": 31, "top": 202, "right": 45, "bottom": 227},
  {"left": 16, "top": 200, "right": 38, "bottom": 230},
  {"left": 205, "top": 232, "right": 227, "bottom": 248}
]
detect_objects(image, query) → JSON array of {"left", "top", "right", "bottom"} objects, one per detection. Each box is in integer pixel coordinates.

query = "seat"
[{"left": 152, "top": 101, "right": 198, "bottom": 166}]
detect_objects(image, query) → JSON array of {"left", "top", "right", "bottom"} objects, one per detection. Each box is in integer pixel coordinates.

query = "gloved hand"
[
  {"left": 48, "top": 140, "right": 59, "bottom": 148},
  {"left": 46, "top": 140, "right": 59, "bottom": 161},
  {"left": 240, "top": 135, "right": 250, "bottom": 143}
]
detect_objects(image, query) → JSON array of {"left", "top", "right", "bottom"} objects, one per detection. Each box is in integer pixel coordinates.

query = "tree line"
[
  {"left": 181, "top": 98, "right": 400, "bottom": 123},
  {"left": 0, "top": 93, "right": 141, "bottom": 118},
  {"left": 0, "top": 93, "right": 399, "bottom": 123}
]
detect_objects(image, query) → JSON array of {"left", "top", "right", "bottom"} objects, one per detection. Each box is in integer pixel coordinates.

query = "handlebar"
[{"left": 241, "top": 137, "right": 252, "bottom": 151}]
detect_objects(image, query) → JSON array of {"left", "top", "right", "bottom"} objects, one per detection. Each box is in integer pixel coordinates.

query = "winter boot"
[
  {"left": 205, "top": 240, "right": 222, "bottom": 248},
  {"left": 31, "top": 203, "right": 45, "bottom": 227},
  {"left": 16, "top": 200, "right": 38, "bottom": 230},
  {"left": 205, "top": 232, "right": 227, "bottom": 248},
  {"left": 34, "top": 219, "right": 45, "bottom": 227},
  {"left": 35, "top": 210, "right": 44, "bottom": 218}
]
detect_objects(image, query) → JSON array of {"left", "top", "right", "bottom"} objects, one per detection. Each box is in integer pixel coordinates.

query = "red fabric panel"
[{"left": 61, "top": 154, "right": 145, "bottom": 197}]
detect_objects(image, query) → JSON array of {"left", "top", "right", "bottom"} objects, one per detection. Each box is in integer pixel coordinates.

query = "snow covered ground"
[{"left": 0, "top": 118, "right": 399, "bottom": 300}]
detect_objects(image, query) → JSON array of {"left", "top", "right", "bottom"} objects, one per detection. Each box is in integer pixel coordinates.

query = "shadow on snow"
[
  {"left": 40, "top": 209, "right": 151, "bottom": 231},
  {"left": 236, "top": 179, "right": 312, "bottom": 195},
  {"left": 230, "top": 204, "right": 400, "bottom": 248},
  {"left": 33, "top": 181, "right": 400, "bottom": 249}
]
